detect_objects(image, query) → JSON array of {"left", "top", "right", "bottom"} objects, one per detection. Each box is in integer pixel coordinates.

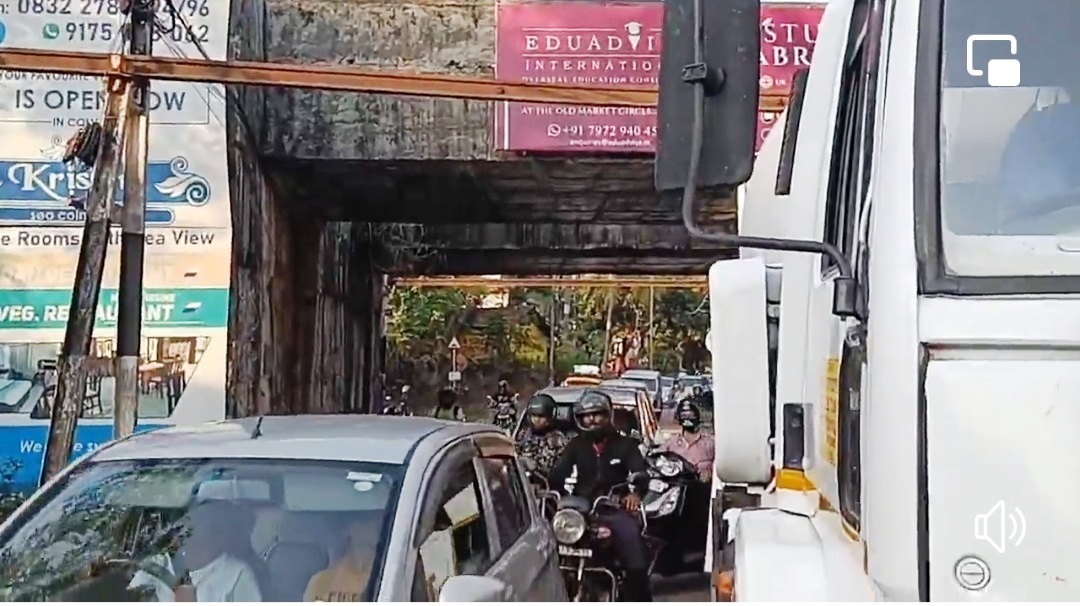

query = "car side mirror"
[{"left": 438, "top": 575, "right": 508, "bottom": 602}]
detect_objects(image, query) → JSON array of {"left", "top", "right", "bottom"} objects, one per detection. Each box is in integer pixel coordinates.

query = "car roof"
[
  {"left": 600, "top": 379, "right": 648, "bottom": 391},
  {"left": 94, "top": 415, "right": 481, "bottom": 465},
  {"left": 538, "top": 385, "right": 638, "bottom": 408},
  {"left": 621, "top": 369, "right": 660, "bottom": 379}
]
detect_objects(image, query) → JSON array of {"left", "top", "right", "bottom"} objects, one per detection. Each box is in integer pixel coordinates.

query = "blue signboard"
[{"left": 0, "top": 423, "right": 169, "bottom": 493}]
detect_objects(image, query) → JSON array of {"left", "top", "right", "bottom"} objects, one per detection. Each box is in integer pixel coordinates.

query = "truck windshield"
[
  {"left": 939, "top": 0, "right": 1080, "bottom": 277},
  {"left": 0, "top": 458, "right": 401, "bottom": 602}
]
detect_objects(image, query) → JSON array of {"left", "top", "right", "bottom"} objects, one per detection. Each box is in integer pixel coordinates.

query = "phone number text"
[{"left": 17, "top": 0, "right": 211, "bottom": 17}]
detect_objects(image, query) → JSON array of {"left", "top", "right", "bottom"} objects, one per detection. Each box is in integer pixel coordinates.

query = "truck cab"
[{"left": 668, "top": 0, "right": 1080, "bottom": 601}]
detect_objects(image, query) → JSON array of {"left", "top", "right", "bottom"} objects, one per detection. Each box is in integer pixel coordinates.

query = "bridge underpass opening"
[{"left": 381, "top": 274, "right": 712, "bottom": 420}]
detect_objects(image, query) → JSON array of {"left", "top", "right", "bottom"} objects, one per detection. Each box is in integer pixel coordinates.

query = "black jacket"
[{"left": 548, "top": 430, "right": 647, "bottom": 502}]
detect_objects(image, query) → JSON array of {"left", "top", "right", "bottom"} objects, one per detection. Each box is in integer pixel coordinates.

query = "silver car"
[{"left": 0, "top": 416, "right": 566, "bottom": 602}]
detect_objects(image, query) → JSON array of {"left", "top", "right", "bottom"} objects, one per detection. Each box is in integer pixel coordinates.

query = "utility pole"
[
  {"left": 648, "top": 286, "right": 655, "bottom": 367},
  {"left": 40, "top": 73, "right": 132, "bottom": 484},
  {"left": 114, "top": 0, "right": 154, "bottom": 439},
  {"left": 548, "top": 289, "right": 559, "bottom": 384}
]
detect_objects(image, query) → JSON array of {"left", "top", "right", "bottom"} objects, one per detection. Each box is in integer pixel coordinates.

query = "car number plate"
[{"left": 558, "top": 545, "right": 593, "bottom": 557}]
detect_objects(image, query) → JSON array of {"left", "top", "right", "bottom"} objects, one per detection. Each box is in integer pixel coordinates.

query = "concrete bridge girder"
[
  {"left": 394, "top": 223, "right": 736, "bottom": 275},
  {"left": 267, "top": 158, "right": 737, "bottom": 225}
]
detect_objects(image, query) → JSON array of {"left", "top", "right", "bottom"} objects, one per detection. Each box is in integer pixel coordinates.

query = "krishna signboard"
[{"left": 494, "top": 0, "right": 825, "bottom": 153}]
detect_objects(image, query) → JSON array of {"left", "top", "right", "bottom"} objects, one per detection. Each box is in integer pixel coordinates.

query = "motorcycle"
[
  {"left": 641, "top": 449, "right": 710, "bottom": 576},
  {"left": 487, "top": 393, "right": 518, "bottom": 433},
  {"left": 380, "top": 385, "right": 413, "bottom": 416},
  {"left": 551, "top": 473, "right": 650, "bottom": 602}
]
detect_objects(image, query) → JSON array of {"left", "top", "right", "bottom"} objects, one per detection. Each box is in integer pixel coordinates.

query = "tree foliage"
[{"left": 385, "top": 284, "right": 710, "bottom": 379}]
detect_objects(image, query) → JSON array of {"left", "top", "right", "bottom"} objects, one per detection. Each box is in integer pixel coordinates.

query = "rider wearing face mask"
[
  {"left": 662, "top": 401, "right": 714, "bottom": 483},
  {"left": 549, "top": 390, "right": 653, "bottom": 602},
  {"left": 515, "top": 393, "right": 569, "bottom": 477}
]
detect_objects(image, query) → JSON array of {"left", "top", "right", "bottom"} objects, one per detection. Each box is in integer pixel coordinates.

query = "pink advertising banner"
[{"left": 494, "top": 1, "right": 825, "bottom": 153}]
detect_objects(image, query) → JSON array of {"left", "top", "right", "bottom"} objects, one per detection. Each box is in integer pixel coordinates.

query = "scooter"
[{"left": 641, "top": 449, "right": 709, "bottom": 576}]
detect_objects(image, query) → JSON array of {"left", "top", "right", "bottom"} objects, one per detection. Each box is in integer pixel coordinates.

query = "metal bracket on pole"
[{"left": 40, "top": 75, "right": 132, "bottom": 485}]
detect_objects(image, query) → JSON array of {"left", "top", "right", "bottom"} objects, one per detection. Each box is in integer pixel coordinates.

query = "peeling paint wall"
[
  {"left": 227, "top": 0, "right": 386, "bottom": 416},
  {"left": 264, "top": 0, "right": 496, "bottom": 160}
]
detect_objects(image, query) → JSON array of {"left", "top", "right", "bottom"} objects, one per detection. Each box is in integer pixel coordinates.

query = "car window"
[
  {"left": 478, "top": 457, "right": 531, "bottom": 554},
  {"left": 416, "top": 460, "right": 492, "bottom": 599}
]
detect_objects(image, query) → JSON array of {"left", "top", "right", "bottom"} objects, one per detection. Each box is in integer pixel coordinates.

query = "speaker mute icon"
[{"left": 975, "top": 500, "right": 1027, "bottom": 554}]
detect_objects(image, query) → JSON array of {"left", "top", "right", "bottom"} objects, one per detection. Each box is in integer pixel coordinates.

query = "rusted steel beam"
[
  {"left": 393, "top": 276, "right": 708, "bottom": 288},
  {"left": 0, "top": 48, "right": 789, "bottom": 110}
]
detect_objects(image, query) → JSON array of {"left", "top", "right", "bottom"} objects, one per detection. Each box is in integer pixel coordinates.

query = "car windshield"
[
  {"left": 0, "top": 458, "right": 402, "bottom": 602},
  {"left": 939, "top": 0, "right": 1080, "bottom": 277}
]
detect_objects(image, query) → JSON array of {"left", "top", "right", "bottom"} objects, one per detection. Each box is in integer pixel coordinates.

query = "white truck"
[{"left": 654, "top": 0, "right": 1080, "bottom": 601}]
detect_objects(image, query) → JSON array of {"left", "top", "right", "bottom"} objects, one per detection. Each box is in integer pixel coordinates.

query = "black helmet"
[
  {"left": 526, "top": 393, "right": 557, "bottom": 418},
  {"left": 574, "top": 389, "right": 613, "bottom": 433},
  {"left": 676, "top": 401, "right": 702, "bottom": 429}
]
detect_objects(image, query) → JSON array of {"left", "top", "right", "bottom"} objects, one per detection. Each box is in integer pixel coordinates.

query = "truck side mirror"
[
  {"left": 708, "top": 257, "right": 773, "bottom": 485},
  {"left": 655, "top": 0, "right": 762, "bottom": 191}
]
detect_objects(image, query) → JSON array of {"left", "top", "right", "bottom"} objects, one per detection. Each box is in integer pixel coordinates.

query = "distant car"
[
  {"left": 0, "top": 416, "right": 566, "bottom": 602},
  {"left": 619, "top": 369, "right": 663, "bottom": 411},
  {"left": 660, "top": 376, "right": 675, "bottom": 405}
]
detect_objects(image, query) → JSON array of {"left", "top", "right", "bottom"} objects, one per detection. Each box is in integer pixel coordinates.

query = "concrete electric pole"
[{"left": 114, "top": 0, "right": 154, "bottom": 440}]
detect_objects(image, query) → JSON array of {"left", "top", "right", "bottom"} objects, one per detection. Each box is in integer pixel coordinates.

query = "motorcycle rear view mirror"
[{"left": 628, "top": 471, "right": 651, "bottom": 489}]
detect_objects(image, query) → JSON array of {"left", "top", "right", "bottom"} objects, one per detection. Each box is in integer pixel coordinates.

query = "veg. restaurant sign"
[{"left": 493, "top": 1, "right": 825, "bottom": 153}]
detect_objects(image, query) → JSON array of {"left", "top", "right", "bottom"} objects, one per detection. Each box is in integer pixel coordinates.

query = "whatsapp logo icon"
[{"left": 42, "top": 23, "right": 61, "bottom": 40}]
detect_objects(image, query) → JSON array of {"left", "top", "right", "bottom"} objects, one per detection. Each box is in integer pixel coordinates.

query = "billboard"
[
  {"left": 0, "top": 0, "right": 230, "bottom": 491},
  {"left": 494, "top": 1, "right": 825, "bottom": 153}
]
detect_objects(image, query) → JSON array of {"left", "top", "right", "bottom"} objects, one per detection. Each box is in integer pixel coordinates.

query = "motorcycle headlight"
[
  {"left": 656, "top": 457, "right": 681, "bottom": 477},
  {"left": 552, "top": 509, "right": 587, "bottom": 544},
  {"left": 648, "top": 478, "right": 669, "bottom": 493}
]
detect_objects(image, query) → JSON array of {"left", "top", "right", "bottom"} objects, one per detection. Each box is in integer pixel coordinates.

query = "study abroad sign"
[{"left": 493, "top": 0, "right": 826, "bottom": 153}]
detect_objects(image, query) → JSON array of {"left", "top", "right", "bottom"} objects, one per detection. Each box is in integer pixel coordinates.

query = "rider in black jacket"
[{"left": 548, "top": 389, "right": 653, "bottom": 602}]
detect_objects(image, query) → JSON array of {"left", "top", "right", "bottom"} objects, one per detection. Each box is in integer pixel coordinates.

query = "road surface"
[{"left": 656, "top": 573, "right": 711, "bottom": 601}]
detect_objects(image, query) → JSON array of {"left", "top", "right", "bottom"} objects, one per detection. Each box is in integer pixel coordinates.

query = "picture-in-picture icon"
[{"left": 966, "top": 34, "right": 1021, "bottom": 87}]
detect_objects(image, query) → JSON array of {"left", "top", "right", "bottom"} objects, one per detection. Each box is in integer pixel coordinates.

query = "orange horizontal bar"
[
  {"left": 0, "top": 48, "right": 788, "bottom": 110},
  {"left": 393, "top": 276, "right": 708, "bottom": 288}
]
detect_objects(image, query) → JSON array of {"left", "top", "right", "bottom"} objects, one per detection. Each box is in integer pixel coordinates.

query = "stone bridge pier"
[{"left": 222, "top": 0, "right": 736, "bottom": 416}]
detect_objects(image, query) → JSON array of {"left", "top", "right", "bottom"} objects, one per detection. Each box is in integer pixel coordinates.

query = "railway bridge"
[{"left": 222, "top": 0, "right": 740, "bottom": 416}]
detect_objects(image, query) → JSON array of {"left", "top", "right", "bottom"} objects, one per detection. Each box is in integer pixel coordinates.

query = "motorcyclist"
[
  {"left": 431, "top": 387, "right": 466, "bottom": 421},
  {"left": 515, "top": 393, "right": 569, "bottom": 477},
  {"left": 488, "top": 379, "right": 517, "bottom": 431},
  {"left": 661, "top": 401, "right": 714, "bottom": 482},
  {"left": 492, "top": 379, "right": 515, "bottom": 405},
  {"left": 549, "top": 389, "right": 654, "bottom": 602},
  {"left": 380, "top": 385, "right": 411, "bottom": 416}
]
